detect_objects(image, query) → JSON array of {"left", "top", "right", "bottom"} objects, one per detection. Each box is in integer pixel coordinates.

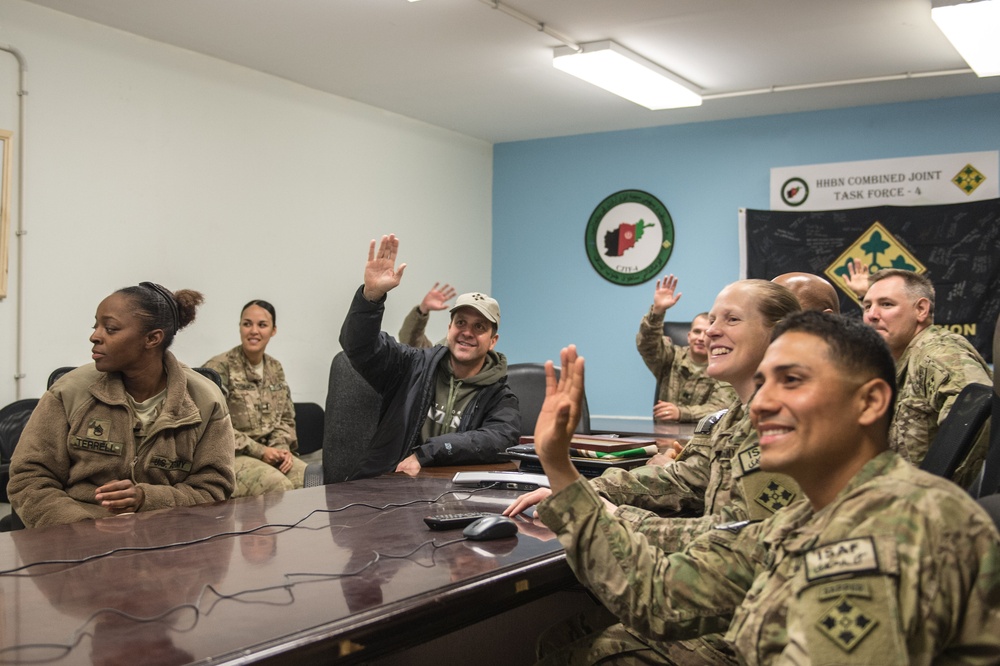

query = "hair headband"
[{"left": 140, "top": 281, "right": 180, "bottom": 331}]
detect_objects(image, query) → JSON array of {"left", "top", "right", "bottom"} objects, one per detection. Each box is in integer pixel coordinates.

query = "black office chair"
[
  {"left": 651, "top": 321, "right": 694, "bottom": 405},
  {"left": 973, "top": 312, "right": 1000, "bottom": 497},
  {"left": 47, "top": 366, "right": 76, "bottom": 389},
  {"left": 49, "top": 365, "right": 225, "bottom": 392},
  {"left": 977, "top": 494, "right": 1000, "bottom": 532},
  {"left": 919, "top": 383, "right": 992, "bottom": 483},
  {"left": 0, "top": 398, "right": 39, "bottom": 508},
  {"left": 294, "top": 402, "right": 324, "bottom": 456},
  {"left": 505, "top": 363, "right": 591, "bottom": 438},
  {"left": 662, "top": 321, "right": 690, "bottom": 347},
  {"left": 322, "top": 352, "right": 382, "bottom": 484},
  {"left": 192, "top": 366, "right": 224, "bottom": 391}
]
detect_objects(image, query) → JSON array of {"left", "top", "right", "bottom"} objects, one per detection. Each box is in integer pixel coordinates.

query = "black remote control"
[{"left": 424, "top": 512, "right": 495, "bottom": 530}]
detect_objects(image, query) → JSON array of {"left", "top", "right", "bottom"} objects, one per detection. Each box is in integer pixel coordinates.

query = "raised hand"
[
  {"left": 844, "top": 258, "right": 870, "bottom": 299},
  {"left": 421, "top": 282, "right": 457, "bottom": 313},
  {"left": 363, "top": 234, "right": 407, "bottom": 302},
  {"left": 533, "top": 345, "right": 585, "bottom": 493},
  {"left": 652, "top": 274, "right": 682, "bottom": 315}
]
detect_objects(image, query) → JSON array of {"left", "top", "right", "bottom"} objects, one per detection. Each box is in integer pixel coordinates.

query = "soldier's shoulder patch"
[
  {"left": 737, "top": 444, "right": 761, "bottom": 474},
  {"left": 804, "top": 537, "right": 879, "bottom": 582},
  {"left": 816, "top": 595, "right": 879, "bottom": 652},
  {"left": 695, "top": 408, "right": 728, "bottom": 434},
  {"left": 753, "top": 478, "right": 796, "bottom": 514}
]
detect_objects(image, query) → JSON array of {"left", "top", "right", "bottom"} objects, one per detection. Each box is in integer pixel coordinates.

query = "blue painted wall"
[{"left": 492, "top": 93, "right": 1000, "bottom": 417}]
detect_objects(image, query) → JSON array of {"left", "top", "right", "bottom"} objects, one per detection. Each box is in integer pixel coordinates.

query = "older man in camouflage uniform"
[
  {"left": 532, "top": 313, "right": 1000, "bottom": 664},
  {"left": 863, "top": 269, "right": 992, "bottom": 483},
  {"left": 637, "top": 275, "right": 737, "bottom": 423}
]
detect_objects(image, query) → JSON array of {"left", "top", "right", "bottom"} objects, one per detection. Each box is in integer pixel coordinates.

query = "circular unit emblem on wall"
[{"left": 585, "top": 189, "right": 675, "bottom": 286}]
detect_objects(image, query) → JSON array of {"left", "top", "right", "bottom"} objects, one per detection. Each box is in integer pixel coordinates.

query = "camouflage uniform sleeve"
[
  {"left": 592, "top": 430, "right": 713, "bottom": 515},
  {"left": 398, "top": 306, "right": 433, "bottom": 349},
  {"left": 676, "top": 382, "right": 738, "bottom": 423},
  {"left": 636, "top": 309, "right": 677, "bottom": 379},
  {"left": 264, "top": 359, "right": 298, "bottom": 453},
  {"left": 618, "top": 506, "right": 746, "bottom": 553},
  {"left": 538, "top": 477, "right": 759, "bottom": 641}
]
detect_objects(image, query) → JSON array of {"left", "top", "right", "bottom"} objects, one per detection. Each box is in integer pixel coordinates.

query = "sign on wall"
[
  {"left": 770, "top": 151, "right": 999, "bottom": 211},
  {"left": 584, "top": 189, "right": 675, "bottom": 286},
  {"left": 740, "top": 199, "right": 1000, "bottom": 362}
]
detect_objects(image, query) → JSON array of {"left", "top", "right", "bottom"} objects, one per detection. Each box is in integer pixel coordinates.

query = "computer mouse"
[{"left": 463, "top": 515, "right": 519, "bottom": 541}]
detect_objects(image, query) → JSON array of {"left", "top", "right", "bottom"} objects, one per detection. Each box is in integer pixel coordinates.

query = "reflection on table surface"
[
  {"left": 0, "top": 476, "right": 568, "bottom": 665},
  {"left": 588, "top": 416, "right": 696, "bottom": 441}
]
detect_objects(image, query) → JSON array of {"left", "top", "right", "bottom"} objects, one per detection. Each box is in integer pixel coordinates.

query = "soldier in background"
[
  {"left": 532, "top": 312, "right": 1000, "bottom": 664},
  {"left": 862, "top": 268, "right": 992, "bottom": 483},
  {"left": 204, "top": 299, "right": 306, "bottom": 497},
  {"left": 398, "top": 282, "right": 456, "bottom": 348},
  {"left": 636, "top": 274, "right": 737, "bottom": 423}
]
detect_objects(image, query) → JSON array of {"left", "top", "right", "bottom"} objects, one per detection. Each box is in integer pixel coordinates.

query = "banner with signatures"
[
  {"left": 770, "top": 152, "right": 998, "bottom": 211},
  {"left": 739, "top": 199, "right": 1000, "bottom": 362}
]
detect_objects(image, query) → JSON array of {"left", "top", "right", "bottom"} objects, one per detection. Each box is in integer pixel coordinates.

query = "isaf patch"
[
  {"left": 737, "top": 445, "right": 761, "bottom": 474},
  {"left": 816, "top": 596, "right": 878, "bottom": 652},
  {"left": 86, "top": 419, "right": 111, "bottom": 441},
  {"left": 754, "top": 479, "right": 796, "bottom": 513},
  {"left": 805, "top": 537, "right": 879, "bottom": 581}
]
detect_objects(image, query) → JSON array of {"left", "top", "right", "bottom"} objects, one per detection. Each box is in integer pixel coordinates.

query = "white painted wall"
[{"left": 0, "top": 0, "right": 493, "bottom": 408}]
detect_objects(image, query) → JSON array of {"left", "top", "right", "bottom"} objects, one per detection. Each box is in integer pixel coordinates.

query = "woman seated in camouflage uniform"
[{"left": 204, "top": 300, "right": 306, "bottom": 497}]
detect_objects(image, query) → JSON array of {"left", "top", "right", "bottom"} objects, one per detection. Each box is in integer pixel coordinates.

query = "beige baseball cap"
[{"left": 450, "top": 292, "right": 501, "bottom": 329}]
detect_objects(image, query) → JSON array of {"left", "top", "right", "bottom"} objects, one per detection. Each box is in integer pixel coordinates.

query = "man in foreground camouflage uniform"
[
  {"left": 637, "top": 274, "right": 737, "bottom": 423},
  {"left": 862, "top": 268, "right": 992, "bottom": 484},
  {"left": 532, "top": 313, "right": 1000, "bottom": 664}
]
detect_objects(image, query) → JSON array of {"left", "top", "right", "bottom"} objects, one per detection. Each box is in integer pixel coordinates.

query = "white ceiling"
[{"left": 23, "top": 0, "right": 1000, "bottom": 143}]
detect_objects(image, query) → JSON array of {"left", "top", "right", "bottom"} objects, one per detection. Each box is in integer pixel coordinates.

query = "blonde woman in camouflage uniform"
[{"left": 205, "top": 300, "right": 306, "bottom": 497}]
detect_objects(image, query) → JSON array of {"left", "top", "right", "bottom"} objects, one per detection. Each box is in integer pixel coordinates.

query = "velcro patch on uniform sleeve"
[
  {"left": 804, "top": 537, "right": 879, "bottom": 581},
  {"left": 816, "top": 580, "right": 872, "bottom": 601},
  {"left": 753, "top": 479, "right": 797, "bottom": 513},
  {"left": 816, "top": 595, "right": 879, "bottom": 652},
  {"left": 737, "top": 445, "right": 761, "bottom": 474}
]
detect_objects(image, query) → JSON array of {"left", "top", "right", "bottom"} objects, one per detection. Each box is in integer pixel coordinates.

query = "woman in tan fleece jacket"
[{"left": 8, "top": 282, "right": 235, "bottom": 529}]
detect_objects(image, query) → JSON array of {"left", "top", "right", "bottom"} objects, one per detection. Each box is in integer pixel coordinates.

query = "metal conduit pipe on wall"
[{"left": 0, "top": 43, "right": 27, "bottom": 400}]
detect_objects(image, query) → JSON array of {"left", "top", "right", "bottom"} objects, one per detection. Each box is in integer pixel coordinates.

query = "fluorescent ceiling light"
[
  {"left": 932, "top": 0, "right": 1000, "bottom": 77},
  {"left": 553, "top": 41, "right": 702, "bottom": 110}
]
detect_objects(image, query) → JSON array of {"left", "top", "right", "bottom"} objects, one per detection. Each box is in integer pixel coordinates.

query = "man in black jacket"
[{"left": 339, "top": 234, "right": 520, "bottom": 478}]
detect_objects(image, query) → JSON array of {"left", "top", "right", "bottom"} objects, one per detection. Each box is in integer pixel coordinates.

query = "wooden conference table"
[
  {"left": 589, "top": 416, "right": 696, "bottom": 442},
  {"left": 0, "top": 474, "right": 573, "bottom": 665}
]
